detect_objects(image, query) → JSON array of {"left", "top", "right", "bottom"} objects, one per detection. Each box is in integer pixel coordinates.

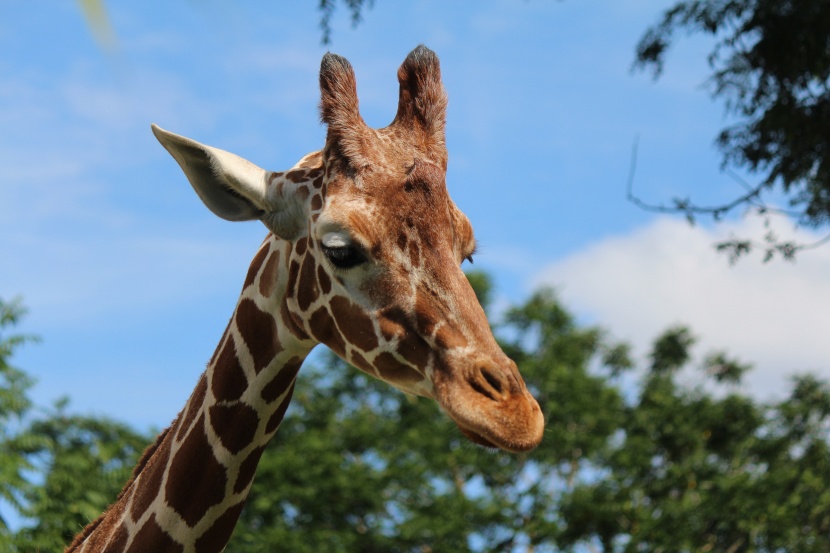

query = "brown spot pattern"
[
  {"left": 165, "top": 417, "right": 227, "bottom": 527},
  {"left": 379, "top": 307, "right": 409, "bottom": 340},
  {"left": 108, "top": 523, "right": 129, "bottom": 550},
  {"left": 178, "top": 375, "right": 207, "bottom": 441},
  {"left": 397, "top": 331, "right": 430, "bottom": 370},
  {"left": 285, "top": 170, "right": 306, "bottom": 183},
  {"left": 125, "top": 514, "right": 183, "bottom": 553},
  {"left": 309, "top": 307, "right": 346, "bottom": 356},
  {"left": 194, "top": 500, "right": 247, "bottom": 553},
  {"left": 296, "top": 255, "right": 319, "bottom": 312},
  {"left": 243, "top": 242, "right": 270, "bottom": 290},
  {"left": 235, "top": 299, "right": 280, "bottom": 374},
  {"left": 311, "top": 194, "right": 323, "bottom": 211},
  {"left": 286, "top": 259, "right": 301, "bottom": 296},
  {"left": 208, "top": 321, "right": 231, "bottom": 367},
  {"left": 130, "top": 435, "right": 171, "bottom": 521},
  {"left": 435, "top": 324, "right": 468, "bottom": 350},
  {"left": 330, "top": 296, "right": 378, "bottom": 352},
  {"left": 265, "top": 381, "right": 296, "bottom": 434},
  {"left": 258, "top": 251, "right": 279, "bottom": 298},
  {"left": 414, "top": 293, "right": 438, "bottom": 336},
  {"left": 261, "top": 357, "right": 302, "bottom": 403},
  {"left": 211, "top": 336, "right": 246, "bottom": 403},
  {"left": 233, "top": 446, "right": 266, "bottom": 494},
  {"left": 350, "top": 350, "right": 371, "bottom": 372},
  {"left": 208, "top": 403, "right": 259, "bottom": 455},
  {"left": 374, "top": 352, "right": 423, "bottom": 386},
  {"left": 317, "top": 264, "right": 332, "bottom": 295},
  {"left": 294, "top": 237, "right": 308, "bottom": 256},
  {"left": 281, "top": 301, "right": 310, "bottom": 340}
]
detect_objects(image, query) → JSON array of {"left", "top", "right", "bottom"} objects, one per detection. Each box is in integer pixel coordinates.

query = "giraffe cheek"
[
  {"left": 396, "top": 331, "right": 431, "bottom": 370},
  {"left": 373, "top": 352, "right": 424, "bottom": 389},
  {"left": 295, "top": 255, "right": 320, "bottom": 312},
  {"left": 308, "top": 306, "right": 347, "bottom": 357},
  {"left": 329, "top": 296, "right": 378, "bottom": 352}
]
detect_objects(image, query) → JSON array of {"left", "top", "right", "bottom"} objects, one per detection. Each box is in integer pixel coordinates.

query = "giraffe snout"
[{"left": 433, "top": 357, "right": 545, "bottom": 453}]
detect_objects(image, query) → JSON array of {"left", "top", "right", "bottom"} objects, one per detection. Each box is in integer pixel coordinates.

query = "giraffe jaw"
[
  {"left": 456, "top": 426, "right": 499, "bottom": 450},
  {"left": 450, "top": 411, "right": 544, "bottom": 453},
  {"left": 435, "top": 385, "right": 545, "bottom": 453}
]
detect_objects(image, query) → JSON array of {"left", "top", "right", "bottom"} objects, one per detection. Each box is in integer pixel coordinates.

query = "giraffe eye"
[
  {"left": 323, "top": 244, "right": 367, "bottom": 269},
  {"left": 321, "top": 233, "right": 367, "bottom": 269}
]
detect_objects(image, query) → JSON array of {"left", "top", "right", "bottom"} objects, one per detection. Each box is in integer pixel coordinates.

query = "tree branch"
[{"left": 626, "top": 137, "right": 830, "bottom": 262}]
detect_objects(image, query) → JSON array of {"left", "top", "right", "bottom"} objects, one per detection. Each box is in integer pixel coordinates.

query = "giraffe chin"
[
  {"left": 451, "top": 412, "right": 544, "bottom": 453},
  {"left": 433, "top": 368, "right": 545, "bottom": 453},
  {"left": 457, "top": 426, "right": 499, "bottom": 450}
]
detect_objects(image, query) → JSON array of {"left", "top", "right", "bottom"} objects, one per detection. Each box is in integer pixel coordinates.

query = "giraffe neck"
[{"left": 66, "top": 237, "right": 315, "bottom": 553}]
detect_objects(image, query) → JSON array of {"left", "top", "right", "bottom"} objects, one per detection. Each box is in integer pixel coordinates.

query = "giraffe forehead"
[{"left": 320, "top": 160, "right": 456, "bottom": 239}]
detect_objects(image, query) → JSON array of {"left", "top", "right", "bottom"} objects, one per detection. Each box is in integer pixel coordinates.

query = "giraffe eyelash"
[{"left": 464, "top": 242, "right": 478, "bottom": 265}]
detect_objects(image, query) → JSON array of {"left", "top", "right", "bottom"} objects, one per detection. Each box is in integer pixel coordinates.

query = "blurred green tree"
[
  {"left": 4, "top": 278, "right": 829, "bottom": 552},
  {"left": 559, "top": 330, "right": 830, "bottom": 552},
  {"left": 0, "top": 297, "right": 38, "bottom": 550},
  {"left": 0, "top": 297, "right": 151, "bottom": 552}
]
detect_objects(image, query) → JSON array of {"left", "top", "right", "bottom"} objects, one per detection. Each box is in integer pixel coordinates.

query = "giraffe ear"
[
  {"left": 152, "top": 124, "right": 307, "bottom": 240},
  {"left": 319, "top": 53, "right": 373, "bottom": 167},
  {"left": 392, "top": 45, "right": 448, "bottom": 155}
]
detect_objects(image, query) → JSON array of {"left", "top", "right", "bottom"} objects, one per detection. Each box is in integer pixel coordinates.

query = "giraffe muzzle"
[{"left": 433, "top": 360, "right": 545, "bottom": 453}]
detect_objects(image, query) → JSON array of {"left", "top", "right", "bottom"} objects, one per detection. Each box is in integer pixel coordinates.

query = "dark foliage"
[{"left": 634, "top": 0, "right": 830, "bottom": 260}]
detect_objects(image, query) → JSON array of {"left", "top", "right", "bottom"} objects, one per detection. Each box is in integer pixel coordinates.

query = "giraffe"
[{"left": 66, "top": 45, "right": 544, "bottom": 553}]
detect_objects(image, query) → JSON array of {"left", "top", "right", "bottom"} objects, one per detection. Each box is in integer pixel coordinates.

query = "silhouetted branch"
[
  {"left": 319, "top": 0, "right": 374, "bottom": 44},
  {"left": 626, "top": 137, "right": 764, "bottom": 225},
  {"left": 626, "top": 137, "right": 830, "bottom": 262}
]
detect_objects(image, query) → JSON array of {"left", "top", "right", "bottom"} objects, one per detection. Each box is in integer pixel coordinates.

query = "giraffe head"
[{"left": 152, "top": 46, "right": 544, "bottom": 452}]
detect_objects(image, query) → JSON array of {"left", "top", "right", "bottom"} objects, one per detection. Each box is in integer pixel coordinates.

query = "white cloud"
[{"left": 533, "top": 216, "right": 830, "bottom": 400}]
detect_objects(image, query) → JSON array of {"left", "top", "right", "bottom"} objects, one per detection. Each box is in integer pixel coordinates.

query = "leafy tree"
[
  {"left": 0, "top": 297, "right": 38, "bottom": 549},
  {"left": 10, "top": 402, "right": 150, "bottom": 552},
  {"left": 0, "top": 296, "right": 151, "bottom": 552},
  {"left": 4, "top": 277, "right": 829, "bottom": 551},
  {"left": 632, "top": 0, "right": 830, "bottom": 260},
  {"left": 559, "top": 328, "right": 830, "bottom": 552}
]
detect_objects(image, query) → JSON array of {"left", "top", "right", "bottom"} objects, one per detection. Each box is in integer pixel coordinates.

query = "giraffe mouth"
[
  {"left": 456, "top": 425, "right": 499, "bottom": 449},
  {"left": 452, "top": 417, "right": 542, "bottom": 453},
  {"left": 434, "top": 370, "right": 545, "bottom": 453}
]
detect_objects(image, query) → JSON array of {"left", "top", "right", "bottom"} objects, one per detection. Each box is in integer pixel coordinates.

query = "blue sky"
[{"left": 2, "top": 0, "right": 829, "bottom": 436}]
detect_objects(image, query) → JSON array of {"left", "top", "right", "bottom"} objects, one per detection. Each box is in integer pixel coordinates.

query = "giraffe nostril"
[
  {"left": 469, "top": 366, "right": 507, "bottom": 401},
  {"left": 480, "top": 367, "right": 504, "bottom": 394}
]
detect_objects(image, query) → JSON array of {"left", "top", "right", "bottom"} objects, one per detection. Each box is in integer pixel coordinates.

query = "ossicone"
[
  {"left": 393, "top": 45, "right": 448, "bottom": 146},
  {"left": 318, "top": 52, "right": 372, "bottom": 166}
]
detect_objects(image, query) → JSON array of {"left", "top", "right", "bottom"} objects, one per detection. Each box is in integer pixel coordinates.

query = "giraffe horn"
[
  {"left": 319, "top": 52, "right": 373, "bottom": 166},
  {"left": 392, "top": 45, "right": 448, "bottom": 146}
]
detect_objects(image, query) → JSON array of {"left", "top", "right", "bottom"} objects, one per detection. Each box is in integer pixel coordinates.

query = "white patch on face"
[{"left": 321, "top": 232, "right": 350, "bottom": 248}]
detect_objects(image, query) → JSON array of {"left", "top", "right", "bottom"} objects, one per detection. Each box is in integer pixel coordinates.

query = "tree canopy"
[
  {"left": 0, "top": 297, "right": 151, "bottom": 553},
  {"left": 2, "top": 275, "right": 829, "bottom": 551},
  {"left": 632, "top": 0, "right": 830, "bottom": 260}
]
